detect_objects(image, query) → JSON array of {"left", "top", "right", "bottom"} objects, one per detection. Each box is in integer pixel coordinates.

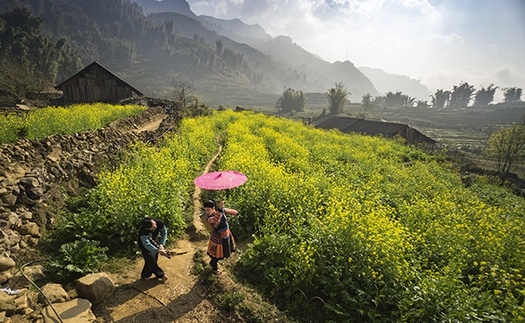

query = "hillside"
[{"left": 0, "top": 0, "right": 377, "bottom": 108}]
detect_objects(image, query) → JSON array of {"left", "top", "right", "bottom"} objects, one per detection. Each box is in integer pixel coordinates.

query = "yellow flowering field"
[
  {"left": 0, "top": 103, "right": 146, "bottom": 144},
  {"left": 56, "top": 114, "right": 224, "bottom": 253},
  {"left": 67, "top": 109, "right": 523, "bottom": 321},
  {"left": 211, "top": 110, "right": 525, "bottom": 322}
]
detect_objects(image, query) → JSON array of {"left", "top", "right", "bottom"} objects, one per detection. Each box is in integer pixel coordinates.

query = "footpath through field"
[{"left": 94, "top": 133, "right": 245, "bottom": 323}]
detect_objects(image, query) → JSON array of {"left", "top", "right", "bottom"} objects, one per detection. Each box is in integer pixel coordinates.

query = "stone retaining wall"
[{"left": 0, "top": 107, "right": 169, "bottom": 278}]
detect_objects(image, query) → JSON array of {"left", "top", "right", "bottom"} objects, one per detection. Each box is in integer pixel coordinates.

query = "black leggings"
[
  {"left": 141, "top": 252, "right": 165, "bottom": 279},
  {"left": 210, "top": 258, "right": 219, "bottom": 271}
]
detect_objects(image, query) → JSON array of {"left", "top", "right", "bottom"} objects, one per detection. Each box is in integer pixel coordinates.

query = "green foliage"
[
  {"left": 215, "top": 290, "right": 247, "bottom": 312},
  {"left": 53, "top": 114, "right": 221, "bottom": 255},
  {"left": 48, "top": 238, "right": 108, "bottom": 281},
  {"left": 474, "top": 84, "right": 498, "bottom": 106},
  {"left": 325, "top": 82, "right": 350, "bottom": 114},
  {"left": 431, "top": 89, "right": 451, "bottom": 109},
  {"left": 483, "top": 122, "right": 525, "bottom": 173},
  {"left": 504, "top": 87, "right": 522, "bottom": 103},
  {"left": 376, "top": 91, "right": 415, "bottom": 108},
  {"left": 449, "top": 82, "right": 476, "bottom": 109},
  {"left": 0, "top": 6, "right": 82, "bottom": 102},
  {"left": 276, "top": 88, "right": 305, "bottom": 114},
  {"left": 45, "top": 110, "right": 524, "bottom": 321},
  {"left": 0, "top": 103, "right": 146, "bottom": 144}
]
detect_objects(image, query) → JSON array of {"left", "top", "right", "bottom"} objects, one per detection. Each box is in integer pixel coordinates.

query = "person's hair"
[
  {"left": 141, "top": 217, "right": 154, "bottom": 229},
  {"left": 203, "top": 199, "right": 217, "bottom": 210}
]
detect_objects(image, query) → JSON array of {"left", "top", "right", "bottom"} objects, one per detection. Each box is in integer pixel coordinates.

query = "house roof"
[
  {"left": 315, "top": 115, "right": 436, "bottom": 144},
  {"left": 55, "top": 61, "right": 144, "bottom": 96}
]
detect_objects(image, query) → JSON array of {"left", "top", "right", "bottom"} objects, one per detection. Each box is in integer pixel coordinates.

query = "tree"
[
  {"left": 483, "top": 118, "right": 525, "bottom": 173},
  {"left": 276, "top": 88, "right": 305, "bottom": 114},
  {"left": 416, "top": 100, "right": 429, "bottom": 109},
  {"left": 473, "top": 84, "right": 498, "bottom": 106},
  {"left": 431, "top": 89, "right": 451, "bottom": 109},
  {"left": 215, "top": 39, "right": 223, "bottom": 56},
  {"left": 503, "top": 87, "right": 523, "bottom": 103},
  {"left": 170, "top": 75, "right": 196, "bottom": 108},
  {"left": 361, "top": 93, "right": 374, "bottom": 117},
  {"left": 380, "top": 91, "right": 415, "bottom": 108},
  {"left": 325, "top": 82, "right": 350, "bottom": 114},
  {"left": 449, "top": 82, "right": 475, "bottom": 108},
  {"left": 0, "top": 7, "right": 82, "bottom": 102}
]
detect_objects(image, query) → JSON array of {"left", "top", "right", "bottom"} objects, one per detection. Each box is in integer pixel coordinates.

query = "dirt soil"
[{"left": 92, "top": 237, "right": 246, "bottom": 323}]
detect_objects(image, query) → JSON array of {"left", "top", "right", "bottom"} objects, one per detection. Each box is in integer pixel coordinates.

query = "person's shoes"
[
  {"left": 212, "top": 270, "right": 222, "bottom": 275},
  {"left": 162, "top": 275, "right": 169, "bottom": 281}
]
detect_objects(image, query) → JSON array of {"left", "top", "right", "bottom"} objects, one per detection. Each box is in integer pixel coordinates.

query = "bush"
[{"left": 48, "top": 238, "right": 108, "bottom": 281}]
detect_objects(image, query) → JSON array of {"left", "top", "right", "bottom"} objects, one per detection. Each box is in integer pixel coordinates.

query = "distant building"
[
  {"left": 314, "top": 115, "right": 436, "bottom": 147},
  {"left": 54, "top": 61, "right": 143, "bottom": 106}
]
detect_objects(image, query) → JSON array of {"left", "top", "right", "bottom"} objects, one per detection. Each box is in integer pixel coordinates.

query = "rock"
[
  {"left": 0, "top": 291, "right": 16, "bottom": 312},
  {"left": 23, "top": 265, "right": 45, "bottom": 282},
  {"left": 19, "top": 177, "right": 39, "bottom": 188},
  {"left": 2, "top": 212, "right": 21, "bottom": 229},
  {"left": 0, "top": 270, "right": 12, "bottom": 284},
  {"left": 28, "top": 237, "right": 39, "bottom": 246},
  {"left": 42, "top": 298, "right": 96, "bottom": 323},
  {"left": 15, "top": 223, "right": 40, "bottom": 237},
  {"left": 38, "top": 284, "right": 68, "bottom": 304},
  {"left": 9, "top": 265, "right": 45, "bottom": 290},
  {"left": 0, "top": 229, "right": 9, "bottom": 244},
  {"left": 17, "top": 208, "right": 32, "bottom": 221},
  {"left": 76, "top": 273, "right": 114, "bottom": 303},
  {"left": 0, "top": 194, "right": 17, "bottom": 208},
  {"left": 7, "top": 229, "right": 21, "bottom": 246},
  {"left": 0, "top": 256, "right": 15, "bottom": 271},
  {"left": 14, "top": 291, "right": 29, "bottom": 313}
]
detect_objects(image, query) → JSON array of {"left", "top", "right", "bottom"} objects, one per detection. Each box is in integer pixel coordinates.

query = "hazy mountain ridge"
[
  {"left": 5, "top": 0, "right": 378, "bottom": 106},
  {"left": 199, "top": 15, "right": 271, "bottom": 41},
  {"left": 359, "top": 66, "right": 432, "bottom": 101},
  {"left": 134, "top": 0, "right": 377, "bottom": 98},
  {"left": 134, "top": 0, "right": 196, "bottom": 18}
]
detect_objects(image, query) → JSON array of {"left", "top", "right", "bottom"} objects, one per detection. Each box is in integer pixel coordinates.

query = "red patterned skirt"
[{"left": 207, "top": 230, "right": 236, "bottom": 260}]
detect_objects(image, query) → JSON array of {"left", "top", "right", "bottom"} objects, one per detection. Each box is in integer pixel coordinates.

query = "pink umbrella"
[{"left": 194, "top": 170, "right": 247, "bottom": 190}]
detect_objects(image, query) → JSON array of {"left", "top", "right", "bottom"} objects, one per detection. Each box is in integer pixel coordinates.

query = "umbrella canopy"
[{"left": 194, "top": 170, "right": 247, "bottom": 190}]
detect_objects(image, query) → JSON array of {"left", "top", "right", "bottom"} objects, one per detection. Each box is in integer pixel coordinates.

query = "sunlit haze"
[{"left": 186, "top": 0, "right": 525, "bottom": 100}]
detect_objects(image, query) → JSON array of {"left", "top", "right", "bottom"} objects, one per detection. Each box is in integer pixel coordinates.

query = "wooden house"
[
  {"left": 54, "top": 61, "right": 143, "bottom": 105},
  {"left": 314, "top": 116, "right": 436, "bottom": 147}
]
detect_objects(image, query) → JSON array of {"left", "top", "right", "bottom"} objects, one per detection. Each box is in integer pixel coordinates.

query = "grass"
[{"left": 192, "top": 249, "right": 293, "bottom": 322}]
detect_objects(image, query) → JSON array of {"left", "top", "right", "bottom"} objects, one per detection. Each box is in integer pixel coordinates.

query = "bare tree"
[{"left": 170, "top": 75, "right": 196, "bottom": 108}]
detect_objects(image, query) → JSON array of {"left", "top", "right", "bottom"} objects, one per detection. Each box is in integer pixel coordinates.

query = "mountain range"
[
  {"left": 135, "top": 0, "right": 432, "bottom": 101},
  {"left": 4, "top": 0, "right": 431, "bottom": 107}
]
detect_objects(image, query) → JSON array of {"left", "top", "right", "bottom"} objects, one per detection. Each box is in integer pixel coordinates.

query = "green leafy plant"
[{"left": 48, "top": 238, "right": 108, "bottom": 281}]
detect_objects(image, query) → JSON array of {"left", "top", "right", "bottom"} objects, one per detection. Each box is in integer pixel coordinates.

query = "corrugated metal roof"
[{"left": 315, "top": 116, "right": 436, "bottom": 144}]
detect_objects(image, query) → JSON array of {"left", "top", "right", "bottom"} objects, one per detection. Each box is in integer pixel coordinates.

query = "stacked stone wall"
[{"left": 0, "top": 107, "right": 169, "bottom": 281}]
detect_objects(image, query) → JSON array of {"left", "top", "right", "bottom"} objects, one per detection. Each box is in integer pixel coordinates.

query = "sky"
[{"left": 185, "top": 0, "right": 525, "bottom": 100}]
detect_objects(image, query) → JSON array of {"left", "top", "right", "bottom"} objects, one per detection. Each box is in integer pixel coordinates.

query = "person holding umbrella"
[{"left": 203, "top": 199, "right": 238, "bottom": 275}]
